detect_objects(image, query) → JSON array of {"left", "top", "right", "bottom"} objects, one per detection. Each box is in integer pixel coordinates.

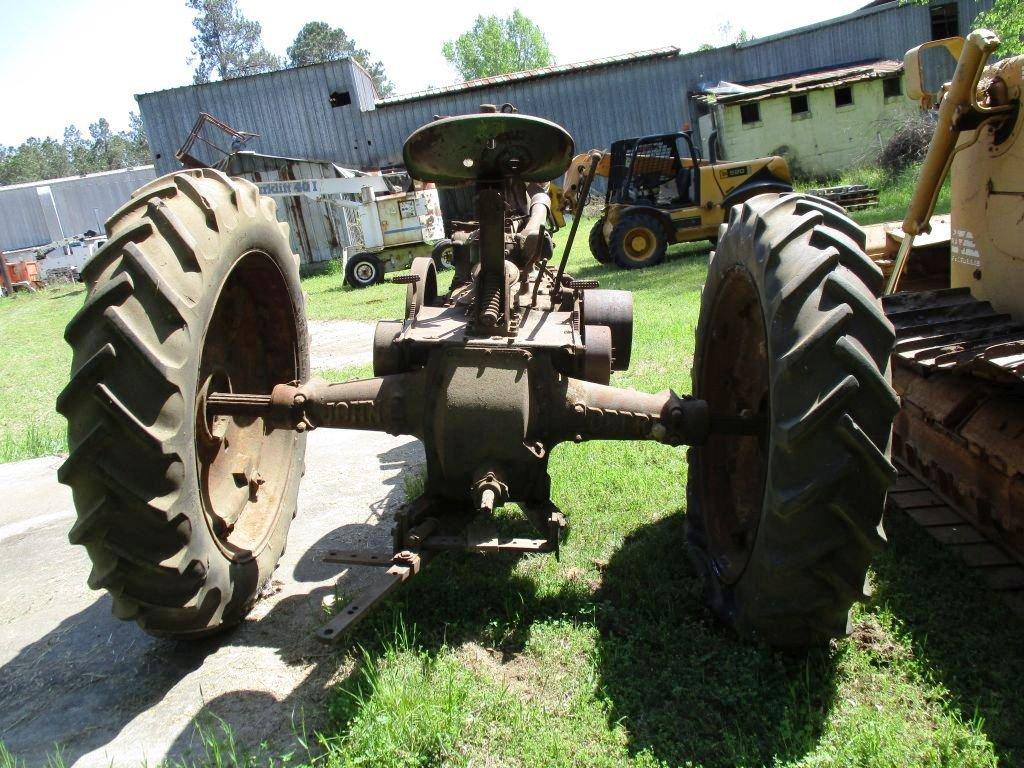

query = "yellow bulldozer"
[
  {"left": 881, "top": 29, "right": 1024, "bottom": 568},
  {"left": 556, "top": 132, "right": 792, "bottom": 269}
]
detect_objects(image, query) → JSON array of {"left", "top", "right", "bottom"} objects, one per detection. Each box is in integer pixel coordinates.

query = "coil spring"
[{"left": 480, "top": 275, "right": 502, "bottom": 326}]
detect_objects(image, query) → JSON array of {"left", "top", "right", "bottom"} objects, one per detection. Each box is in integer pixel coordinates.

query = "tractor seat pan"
[{"left": 403, "top": 113, "right": 574, "bottom": 185}]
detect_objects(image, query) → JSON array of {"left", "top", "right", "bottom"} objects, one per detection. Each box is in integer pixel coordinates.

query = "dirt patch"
[
  {"left": 851, "top": 618, "right": 911, "bottom": 662},
  {"left": 458, "top": 643, "right": 542, "bottom": 701}
]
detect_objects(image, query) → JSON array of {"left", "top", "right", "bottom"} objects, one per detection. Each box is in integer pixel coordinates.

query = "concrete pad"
[{"left": 0, "top": 320, "right": 425, "bottom": 767}]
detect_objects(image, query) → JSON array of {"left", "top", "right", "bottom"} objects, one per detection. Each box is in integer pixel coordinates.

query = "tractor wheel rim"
[
  {"left": 354, "top": 262, "right": 376, "bottom": 283},
  {"left": 698, "top": 266, "right": 769, "bottom": 585},
  {"left": 624, "top": 227, "right": 656, "bottom": 261},
  {"left": 440, "top": 248, "right": 454, "bottom": 269},
  {"left": 196, "top": 250, "right": 300, "bottom": 559}
]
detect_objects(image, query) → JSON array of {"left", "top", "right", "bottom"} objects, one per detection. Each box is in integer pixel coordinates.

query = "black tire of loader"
[
  {"left": 686, "top": 192, "right": 899, "bottom": 648},
  {"left": 57, "top": 169, "right": 309, "bottom": 638},
  {"left": 609, "top": 212, "right": 668, "bottom": 270},
  {"left": 589, "top": 217, "right": 612, "bottom": 263}
]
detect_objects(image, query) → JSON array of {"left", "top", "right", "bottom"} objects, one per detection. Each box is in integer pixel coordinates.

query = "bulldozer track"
[
  {"left": 885, "top": 287, "right": 1024, "bottom": 592},
  {"left": 884, "top": 287, "right": 1024, "bottom": 379},
  {"left": 889, "top": 465, "right": 1024, "bottom": 616}
]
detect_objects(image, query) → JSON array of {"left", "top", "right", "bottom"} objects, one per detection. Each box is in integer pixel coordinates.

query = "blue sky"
[{"left": 0, "top": 0, "right": 866, "bottom": 146}]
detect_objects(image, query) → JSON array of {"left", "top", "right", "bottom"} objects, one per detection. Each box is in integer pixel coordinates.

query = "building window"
[
  {"left": 835, "top": 86, "right": 854, "bottom": 108},
  {"left": 790, "top": 94, "right": 809, "bottom": 115},
  {"left": 883, "top": 76, "right": 902, "bottom": 99},
  {"left": 930, "top": 2, "right": 959, "bottom": 39},
  {"left": 329, "top": 90, "right": 352, "bottom": 108},
  {"left": 740, "top": 103, "right": 761, "bottom": 125}
]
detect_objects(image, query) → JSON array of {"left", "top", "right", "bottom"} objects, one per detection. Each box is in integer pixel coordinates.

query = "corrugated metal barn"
[
  {"left": 0, "top": 166, "right": 156, "bottom": 251},
  {"left": 137, "top": 0, "right": 995, "bottom": 177}
]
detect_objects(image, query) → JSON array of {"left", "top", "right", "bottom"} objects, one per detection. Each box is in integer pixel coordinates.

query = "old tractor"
[
  {"left": 58, "top": 104, "right": 896, "bottom": 648},
  {"left": 880, "top": 29, "right": 1024, "bottom": 565}
]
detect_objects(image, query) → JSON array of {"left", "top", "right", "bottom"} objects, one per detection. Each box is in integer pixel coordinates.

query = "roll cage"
[{"left": 606, "top": 132, "right": 701, "bottom": 209}]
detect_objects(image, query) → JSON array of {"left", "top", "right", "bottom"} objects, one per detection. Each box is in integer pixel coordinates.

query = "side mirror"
[{"left": 904, "top": 36, "right": 965, "bottom": 102}]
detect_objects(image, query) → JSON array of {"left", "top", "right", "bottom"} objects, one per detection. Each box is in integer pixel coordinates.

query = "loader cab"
[{"left": 606, "top": 132, "right": 702, "bottom": 210}]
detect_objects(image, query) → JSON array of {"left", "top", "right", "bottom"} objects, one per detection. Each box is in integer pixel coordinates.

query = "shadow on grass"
[
  {"left": 167, "top": 502, "right": 1024, "bottom": 767},
  {"left": 870, "top": 511, "right": 1024, "bottom": 765},
  {"left": 593, "top": 513, "right": 838, "bottom": 767},
  {"left": 306, "top": 511, "right": 837, "bottom": 768},
  {"left": 568, "top": 242, "right": 711, "bottom": 285}
]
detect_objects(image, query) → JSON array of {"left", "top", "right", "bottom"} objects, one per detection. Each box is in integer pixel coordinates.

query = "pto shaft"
[
  {"left": 207, "top": 371, "right": 715, "bottom": 447},
  {"left": 207, "top": 374, "right": 424, "bottom": 437}
]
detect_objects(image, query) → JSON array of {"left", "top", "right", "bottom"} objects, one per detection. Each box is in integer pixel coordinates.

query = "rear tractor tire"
[
  {"left": 609, "top": 212, "right": 668, "bottom": 270},
  {"left": 58, "top": 169, "right": 309, "bottom": 638},
  {"left": 686, "top": 192, "right": 899, "bottom": 648}
]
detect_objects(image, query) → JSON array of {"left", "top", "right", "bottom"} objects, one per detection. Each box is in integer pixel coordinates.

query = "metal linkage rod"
[
  {"left": 553, "top": 153, "right": 600, "bottom": 290},
  {"left": 205, "top": 392, "right": 271, "bottom": 415},
  {"left": 555, "top": 377, "right": 711, "bottom": 447},
  {"left": 205, "top": 374, "right": 425, "bottom": 436}
]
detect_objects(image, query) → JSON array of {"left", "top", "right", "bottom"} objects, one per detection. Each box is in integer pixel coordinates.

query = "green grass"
[
  {"left": 798, "top": 164, "right": 952, "bottom": 227},
  {"left": 304, "top": 269, "right": 404, "bottom": 323},
  {"left": 285, "top": 221, "right": 1017, "bottom": 768},
  {"left": 0, "top": 285, "right": 81, "bottom": 462}
]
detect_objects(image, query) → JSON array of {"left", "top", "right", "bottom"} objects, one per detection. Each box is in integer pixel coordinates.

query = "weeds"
[
  {"left": 0, "top": 423, "right": 66, "bottom": 464},
  {"left": 0, "top": 742, "right": 66, "bottom": 768},
  {"left": 0, "top": 743, "right": 19, "bottom": 768}
]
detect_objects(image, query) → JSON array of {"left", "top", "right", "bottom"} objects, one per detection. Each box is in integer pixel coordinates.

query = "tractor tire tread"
[
  {"left": 687, "top": 192, "right": 897, "bottom": 648},
  {"left": 589, "top": 217, "right": 612, "bottom": 263},
  {"left": 60, "top": 168, "right": 307, "bottom": 637}
]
